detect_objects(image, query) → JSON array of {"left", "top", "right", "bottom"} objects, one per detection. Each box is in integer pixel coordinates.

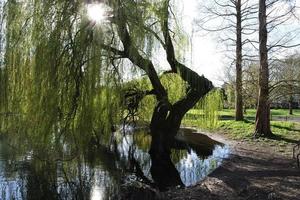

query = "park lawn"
[
  {"left": 218, "top": 120, "right": 299, "bottom": 139},
  {"left": 217, "top": 120, "right": 300, "bottom": 156},
  {"left": 220, "top": 108, "right": 300, "bottom": 117},
  {"left": 183, "top": 117, "right": 299, "bottom": 140},
  {"left": 188, "top": 108, "right": 300, "bottom": 117},
  {"left": 270, "top": 109, "right": 300, "bottom": 117},
  {"left": 184, "top": 108, "right": 300, "bottom": 151},
  {"left": 182, "top": 115, "right": 300, "bottom": 155}
]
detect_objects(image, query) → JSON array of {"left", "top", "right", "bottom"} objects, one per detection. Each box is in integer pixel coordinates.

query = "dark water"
[{"left": 0, "top": 127, "right": 230, "bottom": 200}]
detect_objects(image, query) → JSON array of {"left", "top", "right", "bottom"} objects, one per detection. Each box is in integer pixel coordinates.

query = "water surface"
[{"left": 0, "top": 128, "right": 230, "bottom": 199}]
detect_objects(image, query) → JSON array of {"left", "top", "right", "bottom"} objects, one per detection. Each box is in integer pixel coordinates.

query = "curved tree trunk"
[
  {"left": 148, "top": 103, "right": 183, "bottom": 190},
  {"left": 106, "top": 0, "right": 214, "bottom": 189},
  {"left": 149, "top": 85, "right": 212, "bottom": 190}
]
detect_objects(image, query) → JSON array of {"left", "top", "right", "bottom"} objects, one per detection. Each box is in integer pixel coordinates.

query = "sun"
[{"left": 87, "top": 3, "right": 106, "bottom": 23}]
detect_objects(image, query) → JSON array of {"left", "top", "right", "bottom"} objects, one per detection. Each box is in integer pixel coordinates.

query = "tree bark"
[
  {"left": 254, "top": 0, "right": 273, "bottom": 137},
  {"left": 147, "top": 2, "right": 213, "bottom": 188},
  {"left": 149, "top": 84, "right": 212, "bottom": 190},
  {"left": 289, "top": 95, "right": 293, "bottom": 115},
  {"left": 108, "top": 1, "right": 214, "bottom": 189},
  {"left": 235, "top": 0, "right": 244, "bottom": 121}
]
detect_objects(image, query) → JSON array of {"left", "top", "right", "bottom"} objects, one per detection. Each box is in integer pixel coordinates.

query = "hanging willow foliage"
[
  {"left": 196, "top": 89, "right": 223, "bottom": 129},
  {"left": 0, "top": 0, "right": 217, "bottom": 154},
  {"left": 122, "top": 73, "right": 187, "bottom": 122},
  {"left": 0, "top": 0, "right": 122, "bottom": 150}
]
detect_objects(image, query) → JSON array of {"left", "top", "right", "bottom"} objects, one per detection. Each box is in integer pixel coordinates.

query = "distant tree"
[
  {"left": 196, "top": 0, "right": 258, "bottom": 121},
  {"left": 270, "top": 54, "right": 300, "bottom": 114},
  {"left": 243, "top": 62, "right": 259, "bottom": 111},
  {"left": 254, "top": 0, "right": 299, "bottom": 137}
]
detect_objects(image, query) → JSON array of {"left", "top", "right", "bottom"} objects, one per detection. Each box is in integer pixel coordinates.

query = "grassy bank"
[
  {"left": 188, "top": 108, "right": 300, "bottom": 118},
  {"left": 217, "top": 120, "right": 299, "bottom": 139},
  {"left": 220, "top": 108, "right": 300, "bottom": 117},
  {"left": 183, "top": 108, "right": 300, "bottom": 155}
]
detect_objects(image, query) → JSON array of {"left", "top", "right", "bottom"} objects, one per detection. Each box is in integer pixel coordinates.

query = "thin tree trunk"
[
  {"left": 254, "top": 0, "right": 273, "bottom": 137},
  {"left": 289, "top": 95, "right": 293, "bottom": 115},
  {"left": 235, "top": 0, "right": 244, "bottom": 121}
]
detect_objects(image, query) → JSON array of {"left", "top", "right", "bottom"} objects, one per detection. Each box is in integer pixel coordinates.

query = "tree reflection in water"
[{"left": 0, "top": 127, "right": 229, "bottom": 199}]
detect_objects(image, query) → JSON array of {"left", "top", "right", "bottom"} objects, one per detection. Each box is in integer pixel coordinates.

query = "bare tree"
[
  {"left": 270, "top": 54, "right": 300, "bottom": 114},
  {"left": 243, "top": 62, "right": 259, "bottom": 111},
  {"left": 254, "top": 0, "right": 299, "bottom": 137},
  {"left": 196, "top": 0, "right": 258, "bottom": 121},
  {"left": 255, "top": 0, "right": 271, "bottom": 137},
  {"left": 235, "top": 0, "right": 244, "bottom": 120}
]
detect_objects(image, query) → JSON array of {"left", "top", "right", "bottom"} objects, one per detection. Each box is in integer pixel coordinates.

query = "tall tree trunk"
[
  {"left": 254, "top": 0, "right": 273, "bottom": 137},
  {"left": 289, "top": 95, "right": 293, "bottom": 115},
  {"left": 235, "top": 0, "right": 244, "bottom": 121}
]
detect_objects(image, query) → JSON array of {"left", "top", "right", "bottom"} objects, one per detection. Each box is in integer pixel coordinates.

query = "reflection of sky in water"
[
  {"left": 116, "top": 132, "right": 230, "bottom": 186},
  {"left": 90, "top": 168, "right": 108, "bottom": 200},
  {"left": 0, "top": 130, "right": 230, "bottom": 199},
  {"left": 117, "top": 134, "right": 152, "bottom": 179},
  {"left": 176, "top": 145, "right": 230, "bottom": 186},
  {"left": 0, "top": 142, "right": 24, "bottom": 200},
  {"left": 0, "top": 140, "right": 119, "bottom": 200}
]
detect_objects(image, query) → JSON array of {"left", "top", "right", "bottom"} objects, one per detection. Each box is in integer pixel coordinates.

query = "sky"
[
  {"left": 150, "top": 0, "right": 225, "bottom": 86},
  {"left": 180, "top": 0, "right": 300, "bottom": 86},
  {"left": 181, "top": 0, "right": 226, "bottom": 86}
]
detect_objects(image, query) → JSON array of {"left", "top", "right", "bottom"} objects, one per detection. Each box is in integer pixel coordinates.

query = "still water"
[{"left": 0, "top": 127, "right": 230, "bottom": 200}]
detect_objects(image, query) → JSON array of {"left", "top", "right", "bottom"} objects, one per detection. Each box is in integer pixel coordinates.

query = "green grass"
[
  {"left": 270, "top": 109, "right": 300, "bottom": 117},
  {"left": 183, "top": 113, "right": 300, "bottom": 146},
  {"left": 184, "top": 108, "right": 300, "bottom": 156},
  {"left": 216, "top": 120, "right": 300, "bottom": 156},
  {"left": 217, "top": 120, "right": 254, "bottom": 139},
  {"left": 217, "top": 120, "right": 300, "bottom": 139},
  {"left": 188, "top": 108, "right": 300, "bottom": 118}
]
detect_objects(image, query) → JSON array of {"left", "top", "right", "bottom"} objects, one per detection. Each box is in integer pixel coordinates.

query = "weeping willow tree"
[
  {"left": 103, "top": 0, "right": 213, "bottom": 189},
  {"left": 1, "top": 0, "right": 215, "bottom": 189}
]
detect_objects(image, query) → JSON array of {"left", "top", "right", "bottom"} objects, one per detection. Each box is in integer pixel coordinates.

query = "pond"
[{"left": 0, "top": 127, "right": 230, "bottom": 200}]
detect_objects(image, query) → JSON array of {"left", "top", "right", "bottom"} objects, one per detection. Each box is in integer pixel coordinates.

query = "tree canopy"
[{"left": 0, "top": 0, "right": 215, "bottom": 150}]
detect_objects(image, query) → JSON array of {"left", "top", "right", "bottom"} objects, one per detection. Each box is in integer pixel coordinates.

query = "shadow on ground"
[{"left": 165, "top": 141, "right": 300, "bottom": 200}]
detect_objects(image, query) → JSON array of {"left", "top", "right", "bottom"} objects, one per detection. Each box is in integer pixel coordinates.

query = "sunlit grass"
[
  {"left": 188, "top": 108, "right": 300, "bottom": 117},
  {"left": 183, "top": 110, "right": 300, "bottom": 148},
  {"left": 217, "top": 120, "right": 300, "bottom": 139}
]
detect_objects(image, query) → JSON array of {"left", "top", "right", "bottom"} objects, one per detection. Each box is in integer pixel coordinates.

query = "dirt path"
[{"left": 165, "top": 133, "right": 300, "bottom": 200}]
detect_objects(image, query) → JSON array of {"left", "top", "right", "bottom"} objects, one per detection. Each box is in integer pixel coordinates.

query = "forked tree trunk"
[
  {"left": 254, "top": 0, "right": 273, "bottom": 137},
  {"left": 148, "top": 103, "right": 184, "bottom": 190},
  {"left": 147, "top": 2, "right": 213, "bottom": 189},
  {"left": 235, "top": 0, "right": 244, "bottom": 121},
  {"left": 149, "top": 85, "right": 212, "bottom": 190},
  {"left": 110, "top": 1, "right": 214, "bottom": 189}
]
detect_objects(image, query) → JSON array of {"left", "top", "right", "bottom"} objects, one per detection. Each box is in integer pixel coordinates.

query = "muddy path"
[{"left": 165, "top": 133, "right": 300, "bottom": 200}]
